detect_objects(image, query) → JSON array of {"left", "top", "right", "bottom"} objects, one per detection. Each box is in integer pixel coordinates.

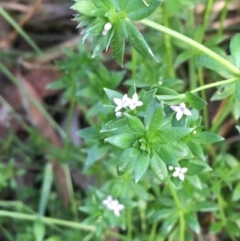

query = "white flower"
[
  {"left": 102, "top": 22, "right": 112, "bottom": 35},
  {"left": 113, "top": 94, "right": 131, "bottom": 112},
  {"left": 115, "top": 111, "right": 122, "bottom": 118},
  {"left": 172, "top": 167, "right": 188, "bottom": 181},
  {"left": 102, "top": 195, "right": 125, "bottom": 217},
  {"left": 170, "top": 103, "right": 191, "bottom": 121},
  {"left": 128, "top": 93, "right": 143, "bottom": 110}
]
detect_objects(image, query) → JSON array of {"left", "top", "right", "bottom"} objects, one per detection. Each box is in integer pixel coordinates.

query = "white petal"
[
  {"left": 170, "top": 105, "right": 180, "bottom": 112},
  {"left": 179, "top": 173, "right": 185, "bottom": 181},
  {"left": 183, "top": 108, "right": 192, "bottom": 116},
  {"left": 129, "top": 103, "right": 136, "bottom": 110},
  {"left": 113, "top": 98, "right": 122, "bottom": 105},
  {"left": 179, "top": 103, "right": 186, "bottom": 108},
  {"left": 176, "top": 111, "right": 183, "bottom": 120},
  {"left": 181, "top": 167, "right": 188, "bottom": 173},
  {"left": 172, "top": 171, "right": 179, "bottom": 177},
  {"left": 132, "top": 93, "right": 138, "bottom": 102},
  {"left": 115, "top": 105, "right": 122, "bottom": 112},
  {"left": 136, "top": 101, "right": 143, "bottom": 107}
]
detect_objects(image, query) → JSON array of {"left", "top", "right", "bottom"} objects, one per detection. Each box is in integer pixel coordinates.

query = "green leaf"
[
  {"left": 191, "top": 201, "right": 219, "bottom": 212},
  {"left": 86, "top": 142, "right": 109, "bottom": 167},
  {"left": 157, "top": 86, "right": 179, "bottom": 96},
  {"left": 185, "top": 212, "right": 200, "bottom": 234},
  {"left": 47, "top": 79, "right": 65, "bottom": 90},
  {"left": 150, "top": 152, "right": 168, "bottom": 182},
  {"left": 160, "top": 213, "right": 178, "bottom": 236},
  {"left": 186, "top": 92, "right": 207, "bottom": 110},
  {"left": 236, "top": 125, "right": 240, "bottom": 133},
  {"left": 187, "top": 140, "right": 205, "bottom": 161},
  {"left": 103, "top": 88, "right": 122, "bottom": 102},
  {"left": 117, "top": 147, "right": 140, "bottom": 175},
  {"left": 112, "top": 0, "right": 128, "bottom": 10},
  {"left": 230, "top": 33, "right": 240, "bottom": 68},
  {"left": 125, "top": 114, "right": 145, "bottom": 133},
  {"left": 125, "top": 0, "right": 162, "bottom": 21},
  {"left": 198, "top": 55, "right": 233, "bottom": 78},
  {"left": 162, "top": 127, "right": 193, "bottom": 142},
  {"left": 111, "top": 19, "right": 126, "bottom": 66},
  {"left": 148, "top": 105, "right": 164, "bottom": 130},
  {"left": 105, "top": 133, "right": 136, "bottom": 149},
  {"left": 232, "top": 182, "right": 240, "bottom": 201},
  {"left": 77, "top": 127, "right": 98, "bottom": 142},
  {"left": 210, "top": 222, "right": 223, "bottom": 233},
  {"left": 232, "top": 98, "right": 240, "bottom": 120},
  {"left": 125, "top": 21, "right": 157, "bottom": 62},
  {"left": 135, "top": 152, "right": 150, "bottom": 182},
  {"left": 71, "top": 1, "right": 97, "bottom": 16},
  {"left": 211, "top": 83, "right": 235, "bottom": 101},
  {"left": 33, "top": 220, "right": 45, "bottom": 241},
  {"left": 156, "top": 145, "right": 179, "bottom": 167},
  {"left": 235, "top": 81, "right": 240, "bottom": 102},
  {"left": 192, "top": 131, "right": 224, "bottom": 144},
  {"left": 138, "top": 88, "right": 157, "bottom": 113},
  {"left": 100, "top": 118, "right": 128, "bottom": 133}
]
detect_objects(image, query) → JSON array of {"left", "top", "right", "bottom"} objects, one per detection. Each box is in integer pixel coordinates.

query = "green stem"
[
  {"left": 190, "top": 78, "right": 238, "bottom": 94},
  {"left": 127, "top": 208, "right": 132, "bottom": 241},
  {"left": 198, "top": 69, "right": 209, "bottom": 129},
  {"left": 217, "top": 0, "right": 231, "bottom": 37},
  {"left": 140, "top": 19, "right": 240, "bottom": 76},
  {"left": 0, "top": 210, "right": 128, "bottom": 241},
  {"left": 162, "top": 4, "right": 175, "bottom": 78},
  {"left": 0, "top": 7, "right": 42, "bottom": 55},
  {"left": 168, "top": 182, "right": 185, "bottom": 241},
  {"left": 149, "top": 222, "right": 158, "bottom": 241}
]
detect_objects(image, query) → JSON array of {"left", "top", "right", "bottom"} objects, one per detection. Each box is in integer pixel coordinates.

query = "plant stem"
[
  {"left": 168, "top": 182, "right": 185, "bottom": 241},
  {"left": 0, "top": 210, "right": 128, "bottom": 241},
  {"left": 140, "top": 19, "right": 240, "bottom": 77},
  {"left": 0, "top": 7, "right": 42, "bottom": 55},
  {"left": 162, "top": 4, "right": 175, "bottom": 78},
  {"left": 127, "top": 208, "right": 132, "bottom": 241},
  {"left": 149, "top": 222, "right": 158, "bottom": 241},
  {"left": 190, "top": 78, "right": 238, "bottom": 94},
  {"left": 217, "top": 0, "right": 231, "bottom": 37}
]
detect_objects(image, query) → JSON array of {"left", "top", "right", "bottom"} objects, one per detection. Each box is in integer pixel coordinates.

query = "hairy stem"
[{"left": 140, "top": 19, "right": 240, "bottom": 77}]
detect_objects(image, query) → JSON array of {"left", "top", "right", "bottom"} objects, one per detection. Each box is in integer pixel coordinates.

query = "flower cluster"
[
  {"left": 102, "top": 195, "right": 124, "bottom": 217},
  {"left": 169, "top": 166, "right": 188, "bottom": 181},
  {"left": 113, "top": 93, "right": 143, "bottom": 117},
  {"left": 170, "top": 102, "right": 191, "bottom": 121}
]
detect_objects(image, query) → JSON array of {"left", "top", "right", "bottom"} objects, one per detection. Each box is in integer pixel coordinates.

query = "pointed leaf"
[
  {"left": 125, "top": 114, "right": 146, "bottom": 133},
  {"left": 111, "top": 20, "right": 126, "bottom": 66},
  {"left": 150, "top": 152, "right": 168, "bottom": 182},
  {"left": 162, "top": 127, "right": 193, "bottom": 142},
  {"left": 148, "top": 105, "right": 164, "bottom": 130},
  {"left": 230, "top": 33, "right": 240, "bottom": 68},
  {"left": 185, "top": 212, "right": 200, "bottom": 234},
  {"left": 192, "top": 131, "right": 224, "bottom": 144},
  {"left": 126, "top": 0, "right": 162, "bottom": 21},
  {"left": 235, "top": 80, "right": 240, "bottom": 102},
  {"left": 100, "top": 118, "right": 127, "bottom": 133},
  {"left": 135, "top": 152, "right": 150, "bottom": 182},
  {"left": 71, "top": 1, "right": 97, "bottom": 16},
  {"left": 125, "top": 21, "right": 157, "bottom": 62},
  {"left": 186, "top": 92, "right": 207, "bottom": 110},
  {"left": 105, "top": 133, "right": 136, "bottom": 149},
  {"left": 198, "top": 55, "right": 233, "bottom": 78},
  {"left": 156, "top": 145, "right": 179, "bottom": 167},
  {"left": 117, "top": 147, "right": 140, "bottom": 175},
  {"left": 103, "top": 88, "right": 122, "bottom": 102},
  {"left": 187, "top": 140, "right": 205, "bottom": 161},
  {"left": 86, "top": 142, "right": 108, "bottom": 167}
]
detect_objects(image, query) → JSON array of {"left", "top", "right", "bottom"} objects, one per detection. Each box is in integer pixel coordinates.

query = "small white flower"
[
  {"left": 113, "top": 94, "right": 131, "bottom": 112},
  {"left": 170, "top": 103, "right": 191, "bottom": 121},
  {"left": 168, "top": 166, "right": 174, "bottom": 171},
  {"left": 129, "top": 93, "right": 143, "bottom": 110},
  {"left": 102, "top": 22, "right": 112, "bottom": 35},
  {"left": 115, "top": 111, "right": 122, "bottom": 118},
  {"left": 102, "top": 195, "right": 125, "bottom": 217},
  {"left": 172, "top": 167, "right": 188, "bottom": 181}
]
